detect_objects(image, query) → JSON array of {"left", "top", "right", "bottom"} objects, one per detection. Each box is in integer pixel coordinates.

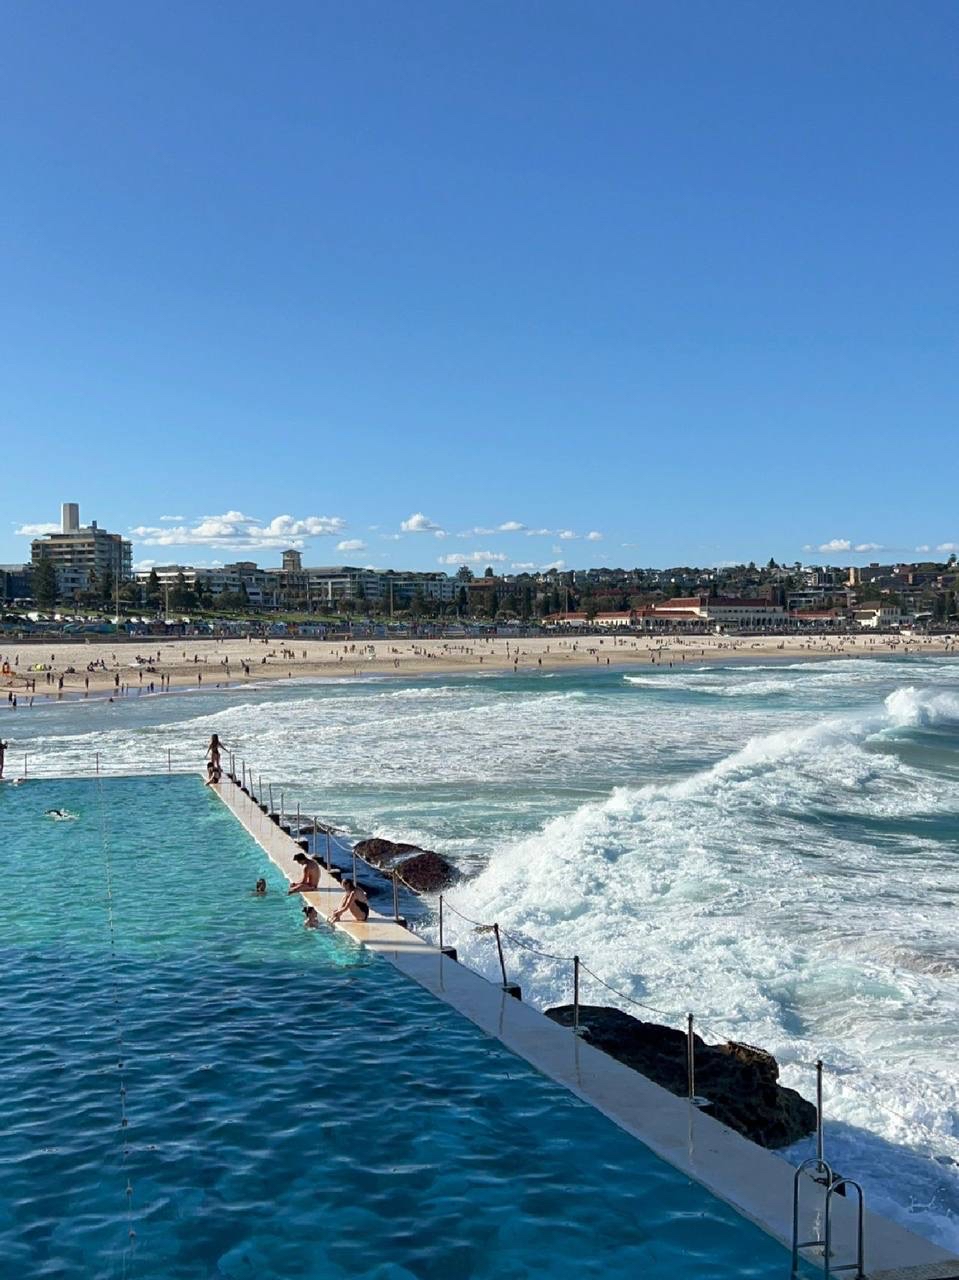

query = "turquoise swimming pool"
[{"left": 0, "top": 775, "right": 800, "bottom": 1278}]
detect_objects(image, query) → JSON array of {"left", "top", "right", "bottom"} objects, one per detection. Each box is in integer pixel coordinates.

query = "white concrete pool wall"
[{"left": 214, "top": 775, "right": 958, "bottom": 1280}]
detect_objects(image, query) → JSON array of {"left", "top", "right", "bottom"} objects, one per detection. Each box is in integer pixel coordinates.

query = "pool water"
[{"left": 0, "top": 775, "right": 798, "bottom": 1278}]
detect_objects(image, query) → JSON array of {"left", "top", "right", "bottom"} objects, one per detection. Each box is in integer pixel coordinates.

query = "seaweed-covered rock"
[{"left": 545, "top": 1004, "right": 815, "bottom": 1149}]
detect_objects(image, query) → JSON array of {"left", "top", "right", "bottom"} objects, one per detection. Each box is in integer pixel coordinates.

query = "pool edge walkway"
[{"left": 214, "top": 776, "right": 959, "bottom": 1280}]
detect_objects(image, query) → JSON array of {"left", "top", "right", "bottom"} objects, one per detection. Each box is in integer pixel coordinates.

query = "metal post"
[
  {"left": 573, "top": 955, "right": 580, "bottom": 1034},
  {"left": 816, "top": 1059, "right": 824, "bottom": 1165},
  {"left": 687, "top": 1013, "right": 695, "bottom": 1102},
  {"left": 296, "top": 802, "right": 300, "bottom": 833},
  {"left": 24, "top": 754, "right": 28, "bottom": 778},
  {"left": 167, "top": 748, "right": 172, "bottom": 773},
  {"left": 325, "top": 828, "right": 332, "bottom": 870},
  {"left": 352, "top": 846, "right": 357, "bottom": 882},
  {"left": 241, "top": 761, "right": 246, "bottom": 790},
  {"left": 493, "top": 923, "right": 508, "bottom": 987},
  {"left": 269, "top": 782, "right": 274, "bottom": 813},
  {"left": 313, "top": 816, "right": 318, "bottom": 855},
  {"left": 439, "top": 894, "right": 444, "bottom": 949},
  {"left": 392, "top": 870, "right": 400, "bottom": 920},
  {"left": 258, "top": 775, "right": 263, "bottom": 802},
  {"left": 95, "top": 752, "right": 100, "bottom": 775}
]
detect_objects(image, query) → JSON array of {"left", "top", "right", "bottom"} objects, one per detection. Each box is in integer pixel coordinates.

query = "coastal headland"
[{"left": 1, "top": 630, "right": 955, "bottom": 701}]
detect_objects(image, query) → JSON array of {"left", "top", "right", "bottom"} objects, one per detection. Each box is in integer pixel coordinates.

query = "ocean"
[{"left": 7, "top": 652, "right": 959, "bottom": 1248}]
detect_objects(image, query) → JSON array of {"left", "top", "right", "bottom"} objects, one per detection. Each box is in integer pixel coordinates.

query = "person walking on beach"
[
  {"left": 329, "top": 878, "right": 369, "bottom": 923},
  {"left": 288, "top": 851, "right": 320, "bottom": 894}
]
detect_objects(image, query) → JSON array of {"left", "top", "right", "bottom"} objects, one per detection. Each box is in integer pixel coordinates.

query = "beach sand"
[{"left": 1, "top": 630, "right": 955, "bottom": 704}]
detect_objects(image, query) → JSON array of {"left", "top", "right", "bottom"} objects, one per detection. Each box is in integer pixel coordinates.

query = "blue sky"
[{"left": 2, "top": 1, "right": 957, "bottom": 572}]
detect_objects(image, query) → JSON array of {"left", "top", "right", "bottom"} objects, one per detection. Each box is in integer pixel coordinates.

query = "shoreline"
[{"left": 1, "top": 631, "right": 956, "bottom": 707}]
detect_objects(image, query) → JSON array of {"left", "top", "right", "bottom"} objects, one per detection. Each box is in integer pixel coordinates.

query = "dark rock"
[
  {"left": 352, "top": 837, "right": 423, "bottom": 867},
  {"left": 545, "top": 1004, "right": 815, "bottom": 1150},
  {"left": 395, "top": 850, "right": 458, "bottom": 893}
]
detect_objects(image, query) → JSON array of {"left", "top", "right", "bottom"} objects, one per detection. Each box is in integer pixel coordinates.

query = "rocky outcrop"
[
  {"left": 352, "top": 837, "right": 423, "bottom": 867},
  {"left": 352, "top": 837, "right": 458, "bottom": 892},
  {"left": 545, "top": 1004, "right": 815, "bottom": 1150},
  {"left": 395, "top": 850, "right": 458, "bottom": 892}
]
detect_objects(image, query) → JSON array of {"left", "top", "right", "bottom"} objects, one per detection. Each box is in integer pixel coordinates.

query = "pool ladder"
[{"left": 791, "top": 1158, "right": 866, "bottom": 1279}]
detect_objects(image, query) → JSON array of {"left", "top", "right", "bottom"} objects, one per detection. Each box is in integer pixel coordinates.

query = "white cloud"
[
  {"left": 817, "top": 538, "right": 852, "bottom": 553},
  {"left": 916, "top": 544, "right": 931, "bottom": 553},
  {"left": 525, "top": 528, "right": 553, "bottom": 537},
  {"left": 585, "top": 531, "right": 603, "bottom": 541},
  {"left": 438, "top": 550, "right": 508, "bottom": 566},
  {"left": 557, "top": 529, "right": 578, "bottom": 540},
  {"left": 380, "top": 533, "right": 403, "bottom": 541},
  {"left": 15, "top": 522, "right": 60, "bottom": 536},
  {"left": 540, "top": 559, "right": 566, "bottom": 572},
  {"left": 498, "top": 520, "right": 526, "bottom": 532},
  {"left": 159, "top": 515, "right": 185, "bottom": 523},
  {"left": 336, "top": 539, "right": 367, "bottom": 552},
  {"left": 936, "top": 542, "right": 959, "bottom": 554},
  {"left": 401, "top": 512, "right": 444, "bottom": 533},
  {"left": 510, "top": 561, "right": 538, "bottom": 571},
  {"left": 854, "top": 542, "right": 882, "bottom": 553},
  {"left": 130, "top": 510, "right": 346, "bottom": 550}
]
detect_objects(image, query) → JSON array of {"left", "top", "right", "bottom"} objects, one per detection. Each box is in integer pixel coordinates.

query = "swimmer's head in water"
[{"left": 254, "top": 878, "right": 266, "bottom": 893}]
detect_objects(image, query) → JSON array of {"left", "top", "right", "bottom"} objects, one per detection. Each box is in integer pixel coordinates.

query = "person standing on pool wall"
[{"left": 205, "top": 734, "right": 224, "bottom": 772}]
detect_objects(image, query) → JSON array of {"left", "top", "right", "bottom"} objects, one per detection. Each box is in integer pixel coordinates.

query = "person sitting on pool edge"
[
  {"left": 287, "top": 851, "right": 320, "bottom": 895},
  {"left": 329, "top": 878, "right": 369, "bottom": 923}
]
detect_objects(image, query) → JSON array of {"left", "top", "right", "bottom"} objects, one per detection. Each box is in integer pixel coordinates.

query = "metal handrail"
[
  {"left": 792, "top": 1156, "right": 835, "bottom": 1277},
  {"left": 824, "top": 1179, "right": 866, "bottom": 1280}
]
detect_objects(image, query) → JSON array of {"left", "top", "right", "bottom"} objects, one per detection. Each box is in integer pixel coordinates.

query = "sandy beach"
[{"left": 1, "top": 630, "right": 956, "bottom": 704}]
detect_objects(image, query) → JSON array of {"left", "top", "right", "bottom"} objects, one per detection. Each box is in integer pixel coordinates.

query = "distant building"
[
  {"left": 0, "top": 563, "right": 32, "bottom": 603},
  {"left": 31, "top": 503, "right": 132, "bottom": 596},
  {"left": 853, "top": 602, "right": 902, "bottom": 629},
  {"left": 281, "top": 549, "right": 302, "bottom": 572},
  {"left": 652, "top": 596, "right": 786, "bottom": 629}
]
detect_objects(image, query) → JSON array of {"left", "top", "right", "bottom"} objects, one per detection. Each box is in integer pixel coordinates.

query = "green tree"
[
  {"left": 483, "top": 566, "right": 494, "bottom": 579},
  {"left": 169, "top": 571, "right": 196, "bottom": 610},
  {"left": 456, "top": 565, "right": 474, "bottom": 583},
  {"left": 34, "top": 554, "right": 58, "bottom": 608},
  {"left": 145, "top": 568, "right": 162, "bottom": 608},
  {"left": 457, "top": 585, "right": 468, "bottom": 613}
]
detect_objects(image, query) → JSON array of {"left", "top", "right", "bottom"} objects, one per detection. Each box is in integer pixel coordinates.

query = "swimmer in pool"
[
  {"left": 253, "top": 878, "right": 267, "bottom": 895},
  {"left": 302, "top": 904, "right": 319, "bottom": 929},
  {"left": 329, "top": 879, "right": 370, "bottom": 923},
  {"left": 46, "top": 809, "right": 78, "bottom": 821}
]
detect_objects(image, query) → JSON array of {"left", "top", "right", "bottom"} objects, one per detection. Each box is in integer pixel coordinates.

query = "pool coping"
[{"left": 207, "top": 775, "right": 958, "bottom": 1279}]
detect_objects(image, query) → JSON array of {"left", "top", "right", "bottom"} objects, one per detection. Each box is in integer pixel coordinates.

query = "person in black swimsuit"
[{"left": 329, "top": 879, "right": 370, "bottom": 923}]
